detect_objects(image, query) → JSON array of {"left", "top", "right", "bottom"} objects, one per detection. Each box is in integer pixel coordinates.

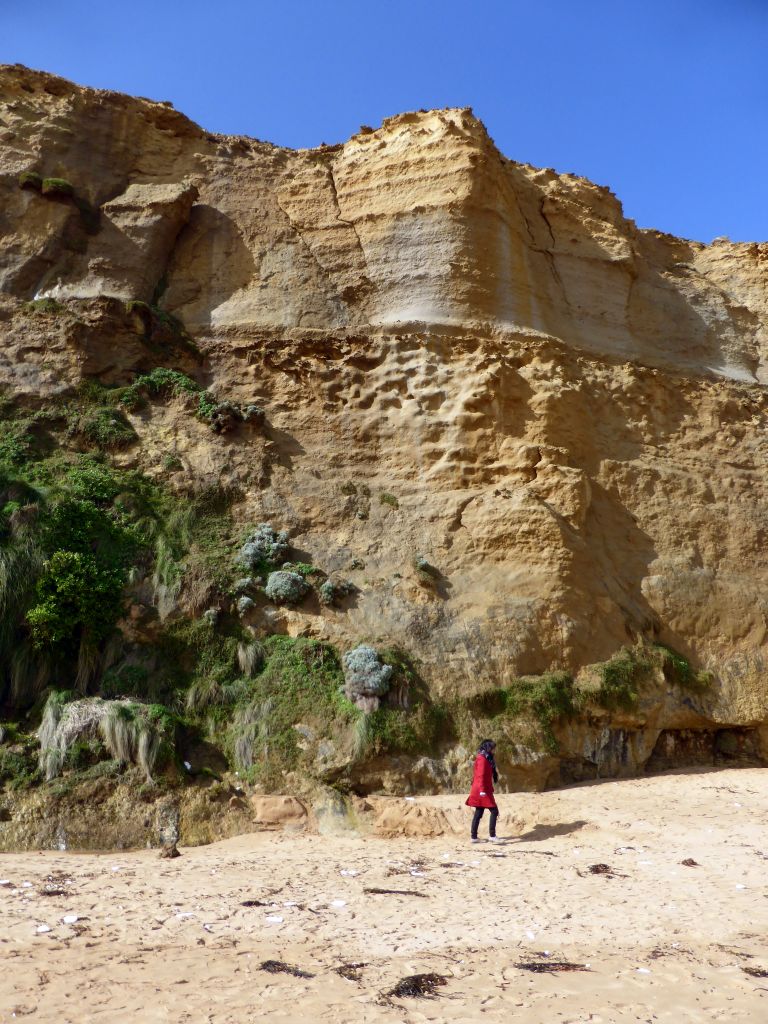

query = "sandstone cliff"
[{"left": 1, "top": 64, "right": 767, "bottom": 822}]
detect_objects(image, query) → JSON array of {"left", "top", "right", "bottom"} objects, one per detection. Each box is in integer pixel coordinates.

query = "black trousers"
[{"left": 471, "top": 806, "right": 498, "bottom": 838}]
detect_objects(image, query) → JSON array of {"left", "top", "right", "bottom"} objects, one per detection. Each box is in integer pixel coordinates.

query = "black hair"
[{"left": 478, "top": 739, "right": 499, "bottom": 783}]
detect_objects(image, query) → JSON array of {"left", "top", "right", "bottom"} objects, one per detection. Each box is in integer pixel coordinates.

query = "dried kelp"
[
  {"left": 364, "top": 887, "right": 428, "bottom": 898},
  {"left": 260, "top": 960, "right": 314, "bottom": 979},
  {"left": 335, "top": 962, "right": 367, "bottom": 982},
  {"left": 389, "top": 973, "right": 447, "bottom": 998},
  {"left": 516, "top": 961, "right": 589, "bottom": 973}
]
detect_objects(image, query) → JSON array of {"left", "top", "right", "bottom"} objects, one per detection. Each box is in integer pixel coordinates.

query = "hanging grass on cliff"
[
  {"left": 37, "top": 691, "right": 178, "bottom": 783},
  {"left": 0, "top": 393, "right": 242, "bottom": 708}
]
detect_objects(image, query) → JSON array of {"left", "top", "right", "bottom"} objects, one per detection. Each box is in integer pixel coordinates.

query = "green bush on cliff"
[
  {"left": 462, "top": 671, "right": 577, "bottom": 755},
  {"left": 0, "top": 745, "right": 38, "bottom": 789},
  {"left": 26, "top": 550, "right": 125, "bottom": 653},
  {"left": 41, "top": 177, "right": 75, "bottom": 198},
  {"left": 119, "top": 368, "right": 202, "bottom": 411},
  {"left": 592, "top": 647, "right": 654, "bottom": 711},
  {"left": 18, "top": 171, "right": 43, "bottom": 191},
  {"left": 117, "top": 368, "right": 250, "bottom": 435},
  {"left": 0, "top": 421, "right": 34, "bottom": 467},
  {"left": 227, "top": 636, "right": 356, "bottom": 784},
  {"left": 68, "top": 406, "right": 137, "bottom": 450},
  {"left": 352, "top": 700, "right": 448, "bottom": 758},
  {"left": 0, "top": 394, "right": 244, "bottom": 711},
  {"left": 656, "top": 643, "right": 712, "bottom": 691},
  {"left": 25, "top": 298, "right": 64, "bottom": 315}
]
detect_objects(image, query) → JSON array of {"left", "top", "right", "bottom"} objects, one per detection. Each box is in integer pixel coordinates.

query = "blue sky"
[{"left": 4, "top": 0, "right": 767, "bottom": 242}]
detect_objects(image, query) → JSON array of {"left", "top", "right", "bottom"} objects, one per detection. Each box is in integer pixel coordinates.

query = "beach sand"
[{"left": 2, "top": 767, "right": 768, "bottom": 1022}]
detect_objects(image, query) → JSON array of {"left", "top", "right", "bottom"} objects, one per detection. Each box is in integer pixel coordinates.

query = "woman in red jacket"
[{"left": 466, "top": 739, "right": 500, "bottom": 842}]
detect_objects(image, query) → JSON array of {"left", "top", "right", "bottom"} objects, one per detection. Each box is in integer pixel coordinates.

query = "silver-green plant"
[
  {"left": 100, "top": 702, "right": 167, "bottom": 783},
  {"left": 236, "top": 524, "right": 289, "bottom": 572},
  {"left": 37, "top": 693, "right": 171, "bottom": 784},
  {"left": 265, "top": 571, "right": 309, "bottom": 606},
  {"left": 37, "top": 694, "right": 104, "bottom": 781},
  {"left": 342, "top": 645, "right": 393, "bottom": 712}
]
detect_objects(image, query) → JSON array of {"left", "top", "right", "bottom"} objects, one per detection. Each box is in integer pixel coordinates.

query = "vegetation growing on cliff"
[
  {"left": 117, "top": 366, "right": 261, "bottom": 432},
  {"left": 0, "top": 393, "right": 242, "bottom": 710},
  {"left": 0, "top": 389, "right": 717, "bottom": 799}
]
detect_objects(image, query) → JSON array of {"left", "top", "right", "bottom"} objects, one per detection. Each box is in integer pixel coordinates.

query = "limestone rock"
[
  {"left": 1, "top": 65, "right": 768, "bottom": 794},
  {"left": 39, "top": 181, "right": 198, "bottom": 303},
  {"left": 251, "top": 795, "right": 308, "bottom": 828}
]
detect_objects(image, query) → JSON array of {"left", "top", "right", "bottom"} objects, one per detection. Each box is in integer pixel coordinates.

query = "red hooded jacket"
[{"left": 465, "top": 753, "right": 497, "bottom": 809}]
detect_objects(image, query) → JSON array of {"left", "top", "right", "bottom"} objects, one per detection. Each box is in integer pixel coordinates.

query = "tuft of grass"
[
  {"left": 68, "top": 407, "right": 137, "bottom": 450},
  {"left": 26, "top": 298, "right": 64, "bottom": 315},
  {"left": 100, "top": 701, "right": 177, "bottom": 783},
  {"left": 119, "top": 368, "right": 202, "bottom": 411},
  {"left": 41, "top": 178, "right": 74, "bottom": 199},
  {"left": 592, "top": 648, "right": 653, "bottom": 712},
  {"left": 379, "top": 492, "right": 399, "bottom": 509},
  {"left": 656, "top": 644, "right": 712, "bottom": 692},
  {"left": 18, "top": 171, "right": 43, "bottom": 191}
]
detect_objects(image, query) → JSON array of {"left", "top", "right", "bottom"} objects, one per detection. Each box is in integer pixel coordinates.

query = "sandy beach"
[{"left": 2, "top": 768, "right": 768, "bottom": 1023}]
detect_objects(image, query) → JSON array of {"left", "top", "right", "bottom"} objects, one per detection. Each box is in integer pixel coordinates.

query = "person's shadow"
[{"left": 514, "top": 820, "right": 589, "bottom": 843}]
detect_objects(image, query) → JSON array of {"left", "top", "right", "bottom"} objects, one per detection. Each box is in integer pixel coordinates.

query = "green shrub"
[
  {"left": 0, "top": 423, "right": 34, "bottom": 468},
  {"left": 236, "top": 524, "right": 290, "bottom": 575},
  {"left": 63, "top": 458, "right": 123, "bottom": 503},
  {"left": 197, "top": 392, "right": 218, "bottom": 420},
  {"left": 281, "top": 561, "right": 322, "bottom": 579},
  {"left": 18, "top": 171, "right": 42, "bottom": 191},
  {"left": 380, "top": 492, "right": 399, "bottom": 509},
  {"left": 69, "top": 407, "right": 137, "bottom": 450},
  {"left": 64, "top": 735, "right": 107, "bottom": 771},
  {"left": 26, "top": 550, "right": 125, "bottom": 652},
  {"left": 352, "top": 701, "right": 447, "bottom": 759},
  {"left": 318, "top": 577, "right": 353, "bottom": 606},
  {"left": 656, "top": 644, "right": 712, "bottom": 691},
  {"left": 26, "top": 298, "right": 63, "bottom": 315},
  {"left": 24, "top": 493, "right": 134, "bottom": 658},
  {"left": 227, "top": 636, "right": 355, "bottom": 783},
  {"left": 157, "top": 617, "right": 247, "bottom": 697},
  {"left": 593, "top": 648, "right": 652, "bottom": 711},
  {"left": 463, "top": 672, "right": 576, "bottom": 754},
  {"left": 0, "top": 746, "right": 38, "bottom": 789},
  {"left": 41, "top": 495, "right": 133, "bottom": 561},
  {"left": 342, "top": 645, "right": 393, "bottom": 706},
  {"left": 41, "top": 178, "right": 74, "bottom": 198},
  {"left": 119, "top": 368, "right": 201, "bottom": 411}
]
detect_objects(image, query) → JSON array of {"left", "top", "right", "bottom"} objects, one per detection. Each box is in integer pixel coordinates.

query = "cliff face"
[{"left": 1, "top": 64, "right": 768, "bottom": 807}]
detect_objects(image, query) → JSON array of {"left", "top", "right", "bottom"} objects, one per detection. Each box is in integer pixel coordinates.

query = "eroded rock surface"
[{"left": 1, "top": 64, "right": 767, "bottom": 810}]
